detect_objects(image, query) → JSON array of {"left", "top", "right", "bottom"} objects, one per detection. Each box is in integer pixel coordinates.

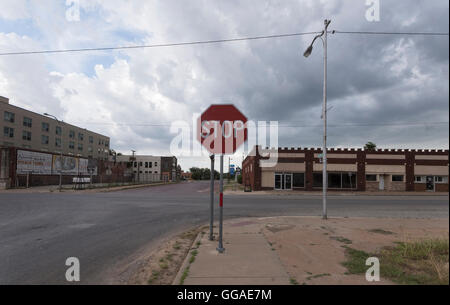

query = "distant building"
[
  {"left": 181, "top": 171, "right": 192, "bottom": 180},
  {"left": 1, "top": 96, "right": 110, "bottom": 160},
  {"left": 161, "top": 156, "right": 178, "bottom": 182},
  {"left": 116, "top": 155, "right": 179, "bottom": 182},
  {"left": 243, "top": 146, "right": 449, "bottom": 192}
]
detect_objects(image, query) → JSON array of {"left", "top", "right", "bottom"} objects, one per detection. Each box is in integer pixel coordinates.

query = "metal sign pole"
[
  {"left": 217, "top": 154, "right": 225, "bottom": 253},
  {"left": 209, "top": 154, "right": 215, "bottom": 241}
]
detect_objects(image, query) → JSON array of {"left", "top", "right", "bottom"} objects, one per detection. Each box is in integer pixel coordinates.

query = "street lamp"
[
  {"left": 304, "top": 19, "right": 331, "bottom": 220},
  {"left": 44, "top": 113, "right": 63, "bottom": 192}
]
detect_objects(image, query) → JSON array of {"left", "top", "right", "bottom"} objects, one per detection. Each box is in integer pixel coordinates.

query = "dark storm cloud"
[{"left": 2, "top": 0, "right": 447, "bottom": 171}]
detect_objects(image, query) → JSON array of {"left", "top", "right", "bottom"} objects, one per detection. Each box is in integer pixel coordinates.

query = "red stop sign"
[{"left": 197, "top": 104, "right": 248, "bottom": 154}]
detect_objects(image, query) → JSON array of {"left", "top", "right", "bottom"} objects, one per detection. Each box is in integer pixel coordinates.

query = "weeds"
[{"left": 342, "top": 238, "right": 449, "bottom": 285}]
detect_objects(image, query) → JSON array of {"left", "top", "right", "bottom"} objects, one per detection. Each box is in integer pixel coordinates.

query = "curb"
[
  {"left": 0, "top": 182, "right": 180, "bottom": 194},
  {"left": 172, "top": 229, "right": 205, "bottom": 285},
  {"left": 98, "top": 182, "right": 174, "bottom": 193},
  {"left": 224, "top": 191, "right": 448, "bottom": 197}
]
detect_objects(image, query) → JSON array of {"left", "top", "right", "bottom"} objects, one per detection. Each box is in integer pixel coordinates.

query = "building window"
[
  {"left": 392, "top": 175, "right": 404, "bottom": 182},
  {"left": 415, "top": 176, "right": 424, "bottom": 183},
  {"left": 154, "top": 171, "right": 158, "bottom": 174},
  {"left": 293, "top": 173, "right": 305, "bottom": 188},
  {"left": 328, "top": 173, "right": 342, "bottom": 188},
  {"left": 22, "top": 130, "right": 31, "bottom": 141},
  {"left": 88, "top": 146, "right": 93, "bottom": 152},
  {"left": 313, "top": 173, "right": 323, "bottom": 187},
  {"left": 149, "top": 162, "right": 152, "bottom": 168},
  {"left": 434, "top": 176, "right": 448, "bottom": 183},
  {"left": 4, "top": 111, "right": 15, "bottom": 123},
  {"left": 42, "top": 122, "right": 49, "bottom": 132},
  {"left": 145, "top": 162, "right": 148, "bottom": 168},
  {"left": 78, "top": 143, "right": 83, "bottom": 151},
  {"left": 154, "top": 162, "right": 157, "bottom": 167},
  {"left": 69, "top": 130, "right": 75, "bottom": 139},
  {"left": 89, "top": 136, "right": 94, "bottom": 144},
  {"left": 342, "top": 173, "right": 357, "bottom": 188},
  {"left": 69, "top": 141, "right": 75, "bottom": 149},
  {"left": 3, "top": 127, "right": 14, "bottom": 138},
  {"left": 105, "top": 141, "right": 109, "bottom": 147},
  {"left": 139, "top": 162, "right": 143, "bottom": 167},
  {"left": 78, "top": 133, "right": 84, "bottom": 141},
  {"left": 56, "top": 126, "right": 62, "bottom": 136},
  {"left": 55, "top": 138, "right": 61, "bottom": 147},
  {"left": 366, "top": 174, "right": 377, "bottom": 182},
  {"left": 133, "top": 161, "right": 137, "bottom": 168},
  {"left": 41, "top": 135, "right": 49, "bottom": 145},
  {"left": 314, "top": 172, "right": 357, "bottom": 189},
  {"left": 23, "top": 117, "right": 32, "bottom": 128}
]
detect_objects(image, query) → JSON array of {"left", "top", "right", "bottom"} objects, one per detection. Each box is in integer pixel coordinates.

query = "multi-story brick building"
[
  {"left": 1, "top": 96, "right": 110, "bottom": 160},
  {"left": 242, "top": 146, "right": 449, "bottom": 192},
  {"left": 161, "top": 156, "right": 178, "bottom": 182}
]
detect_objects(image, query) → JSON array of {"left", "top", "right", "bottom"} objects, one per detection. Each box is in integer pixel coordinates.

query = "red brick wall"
[{"left": 244, "top": 146, "right": 448, "bottom": 192}]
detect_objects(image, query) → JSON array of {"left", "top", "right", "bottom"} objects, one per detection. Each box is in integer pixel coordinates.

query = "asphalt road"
[{"left": 0, "top": 181, "right": 448, "bottom": 284}]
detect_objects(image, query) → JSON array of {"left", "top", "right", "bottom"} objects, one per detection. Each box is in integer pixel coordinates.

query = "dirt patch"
[
  {"left": 126, "top": 226, "right": 205, "bottom": 285},
  {"left": 265, "top": 224, "right": 295, "bottom": 233},
  {"left": 260, "top": 217, "right": 449, "bottom": 285}
]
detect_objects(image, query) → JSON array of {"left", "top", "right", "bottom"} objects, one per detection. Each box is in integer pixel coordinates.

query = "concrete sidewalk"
[
  {"left": 174, "top": 219, "right": 291, "bottom": 285},
  {"left": 174, "top": 216, "right": 449, "bottom": 285},
  {"left": 0, "top": 181, "right": 174, "bottom": 193},
  {"left": 224, "top": 189, "right": 448, "bottom": 196}
]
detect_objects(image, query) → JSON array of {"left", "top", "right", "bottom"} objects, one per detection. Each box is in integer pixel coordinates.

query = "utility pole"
[
  {"left": 131, "top": 150, "right": 136, "bottom": 183},
  {"left": 322, "top": 19, "right": 329, "bottom": 220},
  {"left": 217, "top": 154, "right": 224, "bottom": 253},
  {"left": 44, "top": 113, "right": 63, "bottom": 192},
  {"left": 304, "top": 19, "right": 331, "bottom": 220},
  {"left": 209, "top": 154, "right": 215, "bottom": 241}
]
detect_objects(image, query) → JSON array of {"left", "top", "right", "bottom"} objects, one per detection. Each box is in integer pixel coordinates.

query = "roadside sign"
[
  {"left": 229, "top": 164, "right": 235, "bottom": 175},
  {"left": 197, "top": 104, "right": 248, "bottom": 254},
  {"left": 197, "top": 104, "right": 248, "bottom": 155}
]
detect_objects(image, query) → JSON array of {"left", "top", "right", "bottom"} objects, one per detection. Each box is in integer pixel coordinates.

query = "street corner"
[
  {"left": 175, "top": 221, "right": 291, "bottom": 285},
  {"left": 258, "top": 216, "right": 449, "bottom": 285}
]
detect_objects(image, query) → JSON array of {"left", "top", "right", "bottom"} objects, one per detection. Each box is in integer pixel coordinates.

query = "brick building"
[
  {"left": 242, "top": 146, "right": 449, "bottom": 192},
  {"left": 0, "top": 146, "right": 131, "bottom": 189},
  {"left": 1, "top": 96, "right": 110, "bottom": 160}
]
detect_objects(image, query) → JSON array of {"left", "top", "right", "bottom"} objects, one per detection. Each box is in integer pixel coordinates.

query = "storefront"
[{"left": 243, "top": 146, "right": 449, "bottom": 192}]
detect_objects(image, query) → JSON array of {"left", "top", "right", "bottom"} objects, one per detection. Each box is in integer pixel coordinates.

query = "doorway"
[
  {"left": 275, "top": 173, "right": 293, "bottom": 190},
  {"left": 426, "top": 176, "right": 434, "bottom": 191},
  {"left": 379, "top": 175, "right": 385, "bottom": 191}
]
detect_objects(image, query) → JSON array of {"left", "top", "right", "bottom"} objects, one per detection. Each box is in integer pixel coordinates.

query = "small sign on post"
[{"left": 197, "top": 104, "right": 248, "bottom": 253}]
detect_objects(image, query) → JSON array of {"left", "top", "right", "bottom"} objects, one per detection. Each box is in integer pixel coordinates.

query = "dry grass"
[{"left": 343, "top": 238, "right": 449, "bottom": 285}]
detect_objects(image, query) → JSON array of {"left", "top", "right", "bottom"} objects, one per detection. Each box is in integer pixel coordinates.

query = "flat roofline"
[{"left": 1, "top": 100, "right": 110, "bottom": 139}]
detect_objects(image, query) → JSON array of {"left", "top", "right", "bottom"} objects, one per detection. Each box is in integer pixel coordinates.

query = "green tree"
[
  {"left": 237, "top": 174, "right": 243, "bottom": 184},
  {"left": 364, "top": 142, "right": 377, "bottom": 151}
]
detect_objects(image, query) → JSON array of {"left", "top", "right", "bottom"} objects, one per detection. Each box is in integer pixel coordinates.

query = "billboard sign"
[
  {"left": 17, "top": 150, "right": 52, "bottom": 175},
  {"left": 52, "top": 155, "right": 93, "bottom": 175}
]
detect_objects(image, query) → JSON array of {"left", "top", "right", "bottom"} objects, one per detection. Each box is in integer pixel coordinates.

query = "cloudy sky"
[{"left": 0, "top": 0, "right": 448, "bottom": 170}]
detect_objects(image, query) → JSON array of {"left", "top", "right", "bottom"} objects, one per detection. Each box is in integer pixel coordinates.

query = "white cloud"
[
  {"left": 0, "top": 0, "right": 448, "bottom": 170},
  {"left": 0, "top": 0, "right": 30, "bottom": 20}
]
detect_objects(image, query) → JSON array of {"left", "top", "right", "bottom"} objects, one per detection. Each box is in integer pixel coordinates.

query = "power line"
[
  {"left": 332, "top": 30, "right": 449, "bottom": 36},
  {"left": 0, "top": 30, "right": 448, "bottom": 56},
  {"left": 0, "top": 31, "right": 321, "bottom": 56},
  {"left": 71, "top": 121, "right": 449, "bottom": 127}
]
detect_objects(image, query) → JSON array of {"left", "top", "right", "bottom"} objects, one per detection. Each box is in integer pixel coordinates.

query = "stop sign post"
[{"left": 197, "top": 104, "right": 248, "bottom": 253}]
